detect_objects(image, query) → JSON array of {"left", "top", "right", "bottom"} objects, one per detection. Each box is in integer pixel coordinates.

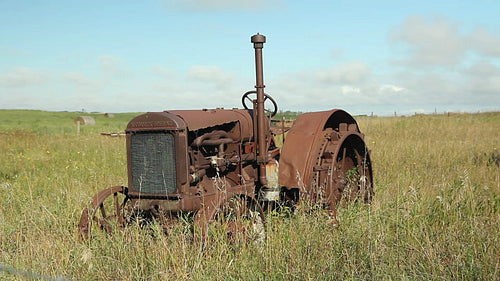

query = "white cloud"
[
  {"left": 99, "top": 55, "right": 121, "bottom": 69},
  {"left": 315, "top": 61, "right": 371, "bottom": 84},
  {"left": 271, "top": 68, "right": 375, "bottom": 111},
  {"left": 98, "top": 55, "right": 131, "bottom": 77},
  {"left": 187, "top": 65, "right": 234, "bottom": 87},
  {"left": 378, "top": 15, "right": 500, "bottom": 114},
  {"left": 463, "top": 61, "right": 500, "bottom": 96},
  {"left": 391, "top": 15, "right": 500, "bottom": 68},
  {"left": 152, "top": 65, "right": 173, "bottom": 78},
  {"left": 0, "top": 47, "right": 32, "bottom": 58},
  {"left": 464, "top": 61, "right": 499, "bottom": 77},
  {"left": 0, "top": 67, "right": 50, "bottom": 87},
  {"left": 270, "top": 60, "right": 495, "bottom": 114},
  {"left": 340, "top": 86, "right": 361, "bottom": 94},
  {"left": 2, "top": 14, "right": 498, "bottom": 116},
  {"left": 467, "top": 27, "right": 500, "bottom": 57},
  {"left": 380, "top": 84, "right": 406, "bottom": 92},
  {"left": 63, "top": 72, "right": 99, "bottom": 87},
  {"left": 390, "top": 15, "right": 466, "bottom": 67}
]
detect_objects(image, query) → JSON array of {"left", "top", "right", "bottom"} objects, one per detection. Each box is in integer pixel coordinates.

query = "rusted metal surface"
[
  {"left": 241, "top": 91, "right": 278, "bottom": 117},
  {"left": 251, "top": 33, "right": 270, "bottom": 187},
  {"left": 78, "top": 186, "right": 127, "bottom": 240},
  {"left": 194, "top": 183, "right": 265, "bottom": 243},
  {"left": 170, "top": 109, "right": 254, "bottom": 140},
  {"left": 279, "top": 109, "right": 360, "bottom": 189},
  {"left": 79, "top": 33, "right": 373, "bottom": 241},
  {"left": 126, "top": 111, "right": 187, "bottom": 131},
  {"left": 279, "top": 109, "right": 373, "bottom": 208}
]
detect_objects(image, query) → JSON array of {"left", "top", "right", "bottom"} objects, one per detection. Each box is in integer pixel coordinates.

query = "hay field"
[{"left": 0, "top": 109, "right": 499, "bottom": 280}]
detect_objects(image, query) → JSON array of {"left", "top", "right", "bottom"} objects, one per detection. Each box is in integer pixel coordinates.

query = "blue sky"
[{"left": 1, "top": 0, "right": 499, "bottom": 115}]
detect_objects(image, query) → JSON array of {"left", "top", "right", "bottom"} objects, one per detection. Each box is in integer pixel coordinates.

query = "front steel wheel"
[{"left": 78, "top": 186, "right": 129, "bottom": 240}]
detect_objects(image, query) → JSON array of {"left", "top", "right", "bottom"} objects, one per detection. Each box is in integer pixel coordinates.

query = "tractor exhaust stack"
[{"left": 251, "top": 33, "right": 269, "bottom": 186}]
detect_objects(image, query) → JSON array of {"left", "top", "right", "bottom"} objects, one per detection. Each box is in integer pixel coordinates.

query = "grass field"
[{"left": 1, "top": 109, "right": 499, "bottom": 280}]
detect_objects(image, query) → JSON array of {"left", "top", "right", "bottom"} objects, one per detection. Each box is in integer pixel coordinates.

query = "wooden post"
[{"left": 282, "top": 116, "right": 285, "bottom": 143}]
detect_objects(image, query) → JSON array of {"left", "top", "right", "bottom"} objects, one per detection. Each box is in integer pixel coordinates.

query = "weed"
[{"left": 0, "top": 110, "right": 499, "bottom": 280}]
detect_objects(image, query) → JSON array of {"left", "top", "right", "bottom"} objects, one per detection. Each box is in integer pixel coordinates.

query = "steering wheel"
[{"left": 241, "top": 90, "right": 278, "bottom": 117}]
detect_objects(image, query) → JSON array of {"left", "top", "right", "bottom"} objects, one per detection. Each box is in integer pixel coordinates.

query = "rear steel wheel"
[
  {"left": 278, "top": 110, "right": 373, "bottom": 226},
  {"left": 313, "top": 130, "right": 373, "bottom": 207}
]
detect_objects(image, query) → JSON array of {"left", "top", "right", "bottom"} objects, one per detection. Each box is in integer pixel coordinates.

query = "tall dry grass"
[{"left": 0, "top": 110, "right": 499, "bottom": 280}]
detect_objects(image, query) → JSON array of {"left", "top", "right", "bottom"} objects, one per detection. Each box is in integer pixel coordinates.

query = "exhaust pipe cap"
[{"left": 251, "top": 33, "right": 266, "bottom": 47}]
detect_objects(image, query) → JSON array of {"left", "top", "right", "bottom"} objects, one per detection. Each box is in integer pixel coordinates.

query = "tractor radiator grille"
[{"left": 130, "top": 132, "right": 176, "bottom": 194}]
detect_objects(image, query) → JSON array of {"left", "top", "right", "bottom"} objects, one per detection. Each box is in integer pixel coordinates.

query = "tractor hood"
[{"left": 126, "top": 108, "right": 254, "bottom": 141}]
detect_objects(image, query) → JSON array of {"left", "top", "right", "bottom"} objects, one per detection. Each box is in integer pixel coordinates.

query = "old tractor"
[{"left": 78, "top": 34, "right": 373, "bottom": 241}]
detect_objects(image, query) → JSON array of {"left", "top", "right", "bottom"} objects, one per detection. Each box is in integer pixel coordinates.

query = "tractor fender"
[{"left": 278, "top": 109, "right": 364, "bottom": 191}]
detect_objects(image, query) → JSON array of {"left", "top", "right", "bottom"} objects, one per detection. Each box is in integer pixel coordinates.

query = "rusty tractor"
[{"left": 78, "top": 34, "right": 373, "bottom": 241}]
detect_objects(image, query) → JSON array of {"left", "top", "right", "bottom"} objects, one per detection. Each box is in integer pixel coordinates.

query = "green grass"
[
  {"left": 0, "top": 110, "right": 140, "bottom": 135},
  {"left": 0, "top": 110, "right": 499, "bottom": 280}
]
